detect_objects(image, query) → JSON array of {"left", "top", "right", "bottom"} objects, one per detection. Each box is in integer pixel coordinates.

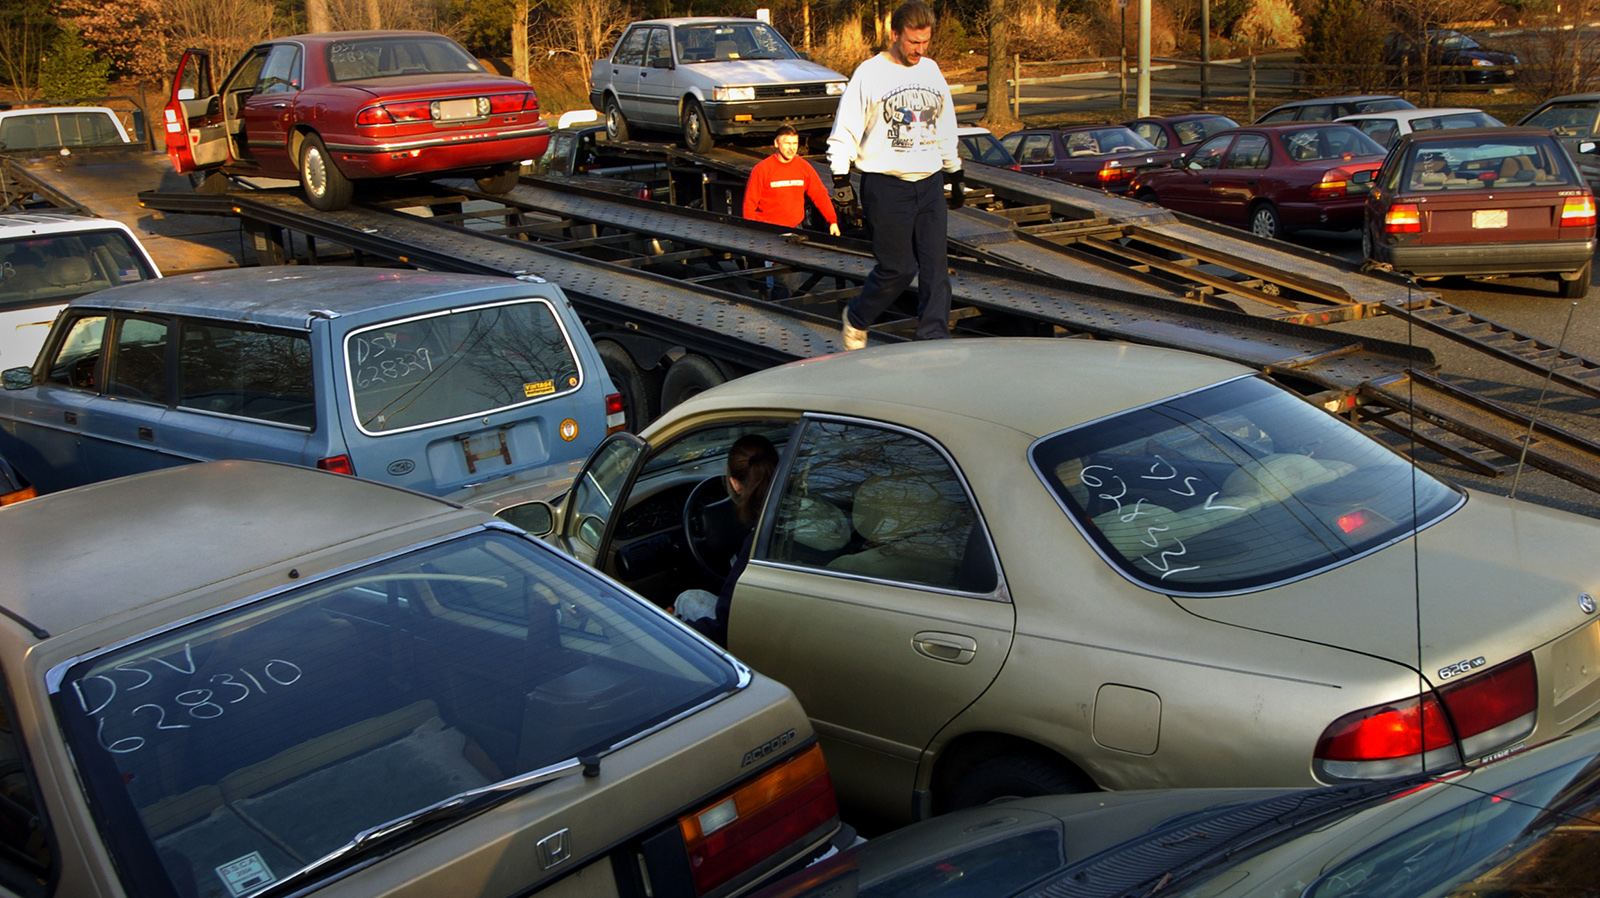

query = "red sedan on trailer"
[
  {"left": 1131, "top": 122, "right": 1387, "bottom": 238},
  {"left": 163, "top": 31, "right": 551, "bottom": 211}
]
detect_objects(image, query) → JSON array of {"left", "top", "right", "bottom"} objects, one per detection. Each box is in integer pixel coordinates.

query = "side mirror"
[
  {"left": 177, "top": 88, "right": 196, "bottom": 101},
  {"left": 650, "top": 57, "right": 673, "bottom": 69},
  {"left": 1186, "top": 160, "right": 1202, "bottom": 171},
  {"left": 797, "top": 51, "right": 811, "bottom": 60},
  {"left": 3, "top": 367, "right": 33, "bottom": 391},
  {"left": 1581, "top": 141, "right": 1597, "bottom": 155},
  {"left": 497, "top": 501, "right": 555, "bottom": 536}
]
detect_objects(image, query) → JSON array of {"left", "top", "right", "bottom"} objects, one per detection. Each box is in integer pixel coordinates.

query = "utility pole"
[
  {"left": 1200, "top": 0, "right": 1210, "bottom": 103},
  {"left": 1137, "top": 0, "right": 1151, "bottom": 115}
]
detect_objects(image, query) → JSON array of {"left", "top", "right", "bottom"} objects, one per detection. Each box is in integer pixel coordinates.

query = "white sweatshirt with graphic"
[{"left": 827, "top": 53, "right": 960, "bottom": 181}]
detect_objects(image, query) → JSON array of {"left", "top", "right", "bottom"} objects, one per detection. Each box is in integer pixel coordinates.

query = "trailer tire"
[
  {"left": 597, "top": 340, "right": 658, "bottom": 431},
  {"left": 660, "top": 354, "right": 724, "bottom": 412},
  {"left": 300, "top": 134, "right": 354, "bottom": 212}
]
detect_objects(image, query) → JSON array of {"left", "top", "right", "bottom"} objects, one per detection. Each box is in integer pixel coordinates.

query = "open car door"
[{"left": 163, "top": 49, "right": 228, "bottom": 172}]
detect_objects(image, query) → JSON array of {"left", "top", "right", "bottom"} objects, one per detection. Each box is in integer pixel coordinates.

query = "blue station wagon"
[{"left": 0, "top": 267, "right": 621, "bottom": 497}]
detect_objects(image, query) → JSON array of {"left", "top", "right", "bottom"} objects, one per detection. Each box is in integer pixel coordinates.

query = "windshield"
[
  {"left": 1409, "top": 112, "right": 1503, "bottom": 132},
  {"left": 1063, "top": 127, "right": 1157, "bottom": 156},
  {"left": 1400, "top": 137, "right": 1575, "bottom": 190},
  {"left": 1433, "top": 31, "right": 1481, "bottom": 50},
  {"left": 0, "top": 110, "right": 126, "bottom": 150},
  {"left": 1030, "top": 376, "right": 1462, "bottom": 595},
  {"left": 1280, "top": 126, "right": 1386, "bottom": 161},
  {"left": 0, "top": 230, "right": 154, "bottom": 312},
  {"left": 53, "top": 528, "right": 738, "bottom": 898},
  {"left": 676, "top": 23, "right": 796, "bottom": 62},
  {"left": 1173, "top": 116, "right": 1237, "bottom": 144},
  {"left": 326, "top": 35, "right": 484, "bottom": 81},
  {"left": 344, "top": 298, "right": 582, "bottom": 435},
  {"left": 959, "top": 134, "right": 1015, "bottom": 166}
]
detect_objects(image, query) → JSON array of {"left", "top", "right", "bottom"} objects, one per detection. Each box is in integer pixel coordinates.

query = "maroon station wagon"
[
  {"left": 1131, "top": 123, "right": 1386, "bottom": 238},
  {"left": 1363, "top": 127, "right": 1596, "bottom": 298},
  {"left": 164, "top": 31, "right": 552, "bottom": 211}
]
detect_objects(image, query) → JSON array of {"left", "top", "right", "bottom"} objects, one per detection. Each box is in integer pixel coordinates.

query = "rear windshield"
[
  {"left": 1280, "top": 126, "right": 1386, "bottom": 161},
  {"left": 1409, "top": 112, "right": 1502, "bottom": 132},
  {"left": 1030, "top": 376, "right": 1462, "bottom": 596},
  {"left": 1064, "top": 127, "right": 1157, "bottom": 156},
  {"left": 0, "top": 111, "right": 126, "bottom": 150},
  {"left": 53, "top": 529, "right": 739, "bottom": 898},
  {"left": 345, "top": 298, "right": 582, "bottom": 435},
  {"left": 1173, "top": 116, "right": 1238, "bottom": 144},
  {"left": 1360, "top": 98, "right": 1415, "bottom": 113},
  {"left": 326, "top": 35, "right": 483, "bottom": 82},
  {"left": 0, "top": 230, "right": 154, "bottom": 311},
  {"left": 1400, "top": 136, "right": 1575, "bottom": 191}
]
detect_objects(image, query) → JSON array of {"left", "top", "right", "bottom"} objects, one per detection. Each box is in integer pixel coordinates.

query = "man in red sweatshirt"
[{"left": 744, "top": 125, "right": 841, "bottom": 236}]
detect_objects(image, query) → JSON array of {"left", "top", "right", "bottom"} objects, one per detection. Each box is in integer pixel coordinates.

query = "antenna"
[{"left": 1509, "top": 301, "right": 1579, "bottom": 500}]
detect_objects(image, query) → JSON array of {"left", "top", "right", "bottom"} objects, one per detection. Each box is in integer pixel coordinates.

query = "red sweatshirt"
[{"left": 743, "top": 154, "right": 838, "bottom": 227}]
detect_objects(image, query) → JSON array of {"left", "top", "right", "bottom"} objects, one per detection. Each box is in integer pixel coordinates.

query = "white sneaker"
[{"left": 841, "top": 309, "right": 867, "bottom": 351}]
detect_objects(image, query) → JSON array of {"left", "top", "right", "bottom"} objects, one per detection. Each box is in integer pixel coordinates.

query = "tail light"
[
  {"left": 1309, "top": 169, "right": 1349, "bottom": 200},
  {"left": 1315, "top": 653, "right": 1536, "bottom": 781},
  {"left": 317, "top": 455, "right": 355, "bottom": 476},
  {"left": 1561, "top": 195, "right": 1596, "bottom": 228},
  {"left": 1009, "top": 164, "right": 1022, "bottom": 171},
  {"left": 679, "top": 743, "right": 838, "bottom": 895},
  {"left": 0, "top": 486, "right": 36, "bottom": 506},
  {"left": 488, "top": 91, "right": 538, "bottom": 114},
  {"left": 1098, "top": 162, "right": 1133, "bottom": 185},
  {"left": 1385, "top": 203, "right": 1421, "bottom": 234},
  {"left": 605, "top": 392, "right": 626, "bottom": 434},
  {"left": 356, "top": 101, "right": 433, "bottom": 126}
]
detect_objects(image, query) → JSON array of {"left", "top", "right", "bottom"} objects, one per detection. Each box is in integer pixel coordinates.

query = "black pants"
[{"left": 847, "top": 171, "right": 951, "bottom": 341}]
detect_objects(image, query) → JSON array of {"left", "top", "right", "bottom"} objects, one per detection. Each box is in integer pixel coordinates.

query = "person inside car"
[{"left": 672, "top": 434, "right": 780, "bottom": 646}]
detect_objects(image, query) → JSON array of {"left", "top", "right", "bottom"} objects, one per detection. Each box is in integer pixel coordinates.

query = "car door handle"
[
  {"left": 1248, "top": 180, "right": 1257, "bottom": 186},
  {"left": 912, "top": 632, "right": 977, "bottom": 664},
  {"left": 271, "top": 102, "right": 289, "bottom": 109},
  {"left": 138, "top": 427, "right": 154, "bottom": 441},
  {"left": 63, "top": 411, "right": 77, "bottom": 426}
]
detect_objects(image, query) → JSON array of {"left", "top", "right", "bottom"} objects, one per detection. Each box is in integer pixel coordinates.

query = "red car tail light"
[
  {"left": 1437, "top": 653, "right": 1537, "bottom": 760},
  {"left": 356, "top": 105, "right": 393, "bottom": 126},
  {"left": 1561, "top": 195, "right": 1596, "bottom": 228},
  {"left": 1098, "top": 164, "right": 1133, "bottom": 184},
  {"left": 1309, "top": 170, "right": 1349, "bottom": 200},
  {"left": 317, "top": 455, "right": 355, "bottom": 476},
  {"left": 488, "top": 91, "right": 536, "bottom": 114},
  {"left": 605, "top": 392, "right": 626, "bottom": 434},
  {"left": 1385, "top": 203, "right": 1421, "bottom": 234},
  {"left": 678, "top": 743, "right": 838, "bottom": 895},
  {"left": 386, "top": 101, "right": 434, "bottom": 123}
]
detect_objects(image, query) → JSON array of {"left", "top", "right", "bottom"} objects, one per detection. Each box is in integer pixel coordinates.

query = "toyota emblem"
[{"left": 1581, "top": 594, "right": 1596, "bottom": 615}]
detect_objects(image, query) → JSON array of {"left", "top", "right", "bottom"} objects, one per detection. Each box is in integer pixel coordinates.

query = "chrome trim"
[
  {"left": 1025, "top": 374, "right": 1467, "bottom": 599},
  {"left": 171, "top": 404, "right": 314, "bottom": 432},
  {"left": 325, "top": 123, "right": 551, "bottom": 154},
  {"left": 340, "top": 296, "right": 585, "bottom": 439}
]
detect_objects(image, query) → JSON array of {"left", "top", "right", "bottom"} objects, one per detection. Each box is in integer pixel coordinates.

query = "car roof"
[
  {"left": 1401, "top": 126, "right": 1552, "bottom": 143},
  {"left": 274, "top": 30, "right": 459, "bottom": 44},
  {"left": 1271, "top": 95, "right": 1402, "bottom": 108},
  {"left": 0, "top": 461, "right": 470, "bottom": 637},
  {"left": 0, "top": 212, "right": 138, "bottom": 239},
  {"left": 664, "top": 339, "right": 1249, "bottom": 438},
  {"left": 957, "top": 126, "right": 993, "bottom": 137},
  {"left": 1242, "top": 122, "right": 1366, "bottom": 133},
  {"left": 1337, "top": 107, "right": 1487, "bottom": 122},
  {"left": 630, "top": 17, "right": 764, "bottom": 26},
  {"left": 0, "top": 106, "right": 121, "bottom": 118},
  {"left": 1529, "top": 93, "right": 1600, "bottom": 105},
  {"left": 1128, "top": 113, "right": 1233, "bottom": 122},
  {"left": 67, "top": 266, "right": 543, "bottom": 331}
]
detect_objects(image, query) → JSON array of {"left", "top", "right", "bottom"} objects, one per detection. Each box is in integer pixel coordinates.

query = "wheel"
[
  {"left": 660, "top": 354, "right": 725, "bottom": 412},
  {"left": 1135, "top": 190, "right": 1158, "bottom": 204},
  {"left": 475, "top": 164, "right": 521, "bottom": 194},
  {"left": 189, "top": 170, "right": 228, "bottom": 194},
  {"left": 683, "top": 475, "right": 747, "bottom": 580},
  {"left": 596, "top": 340, "right": 659, "bottom": 431},
  {"left": 604, "top": 96, "right": 631, "bottom": 143},
  {"left": 1249, "top": 202, "right": 1282, "bottom": 239},
  {"left": 942, "top": 752, "right": 1091, "bottom": 812},
  {"left": 1559, "top": 259, "right": 1592, "bottom": 299},
  {"left": 1361, "top": 227, "right": 1373, "bottom": 262},
  {"left": 299, "top": 134, "right": 353, "bottom": 211},
  {"left": 681, "top": 99, "right": 714, "bottom": 154}
]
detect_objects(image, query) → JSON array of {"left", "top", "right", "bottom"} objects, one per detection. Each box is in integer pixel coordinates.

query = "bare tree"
[
  {"left": 165, "top": 0, "right": 273, "bottom": 71},
  {"left": 1380, "top": 0, "right": 1494, "bottom": 104},
  {"left": 0, "top": 0, "right": 51, "bottom": 101},
  {"left": 531, "top": 0, "right": 632, "bottom": 65},
  {"left": 307, "top": 0, "right": 332, "bottom": 34},
  {"left": 982, "top": 0, "right": 1019, "bottom": 131},
  {"left": 512, "top": 0, "right": 531, "bottom": 83},
  {"left": 1503, "top": 3, "right": 1600, "bottom": 101}
]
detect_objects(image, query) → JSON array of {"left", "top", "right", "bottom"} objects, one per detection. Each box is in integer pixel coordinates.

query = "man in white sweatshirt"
[{"left": 827, "top": 0, "right": 962, "bottom": 349}]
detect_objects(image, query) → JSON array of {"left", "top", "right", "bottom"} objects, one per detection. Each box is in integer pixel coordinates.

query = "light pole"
[{"left": 1137, "top": 0, "right": 1151, "bottom": 115}]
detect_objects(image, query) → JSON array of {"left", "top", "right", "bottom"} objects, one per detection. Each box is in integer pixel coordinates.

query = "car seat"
[
  {"left": 714, "top": 39, "right": 739, "bottom": 59},
  {"left": 1, "top": 248, "right": 48, "bottom": 298},
  {"left": 826, "top": 473, "right": 966, "bottom": 587},
  {"left": 46, "top": 256, "right": 98, "bottom": 293}
]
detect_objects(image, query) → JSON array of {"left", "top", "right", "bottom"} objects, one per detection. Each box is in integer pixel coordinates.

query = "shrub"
[
  {"left": 38, "top": 22, "right": 108, "bottom": 104},
  {"left": 1300, "top": 0, "right": 1387, "bottom": 88},
  {"left": 1232, "top": 0, "right": 1302, "bottom": 47}
]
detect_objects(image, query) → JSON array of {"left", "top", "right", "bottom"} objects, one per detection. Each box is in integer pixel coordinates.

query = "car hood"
[
  {"left": 1458, "top": 49, "right": 1518, "bottom": 65},
  {"left": 1172, "top": 489, "right": 1600, "bottom": 675},
  {"left": 679, "top": 58, "right": 844, "bottom": 85},
  {"left": 321, "top": 73, "right": 534, "bottom": 102}
]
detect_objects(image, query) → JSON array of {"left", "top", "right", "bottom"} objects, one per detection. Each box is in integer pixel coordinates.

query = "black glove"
[
  {"left": 833, "top": 172, "right": 850, "bottom": 190},
  {"left": 945, "top": 169, "right": 965, "bottom": 209}
]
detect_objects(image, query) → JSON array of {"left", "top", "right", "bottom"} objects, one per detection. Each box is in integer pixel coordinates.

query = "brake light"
[
  {"left": 0, "top": 486, "right": 36, "bottom": 506},
  {"left": 386, "top": 101, "right": 433, "bottom": 123},
  {"left": 1009, "top": 164, "right": 1022, "bottom": 171},
  {"left": 488, "top": 91, "right": 538, "bottom": 114},
  {"left": 317, "top": 455, "right": 355, "bottom": 476},
  {"left": 1561, "top": 195, "right": 1596, "bottom": 228},
  {"left": 1098, "top": 163, "right": 1132, "bottom": 184},
  {"left": 605, "top": 392, "right": 625, "bottom": 434},
  {"left": 1385, "top": 203, "right": 1421, "bottom": 234},
  {"left": 1437, "top": 653, "right": 1536, "bottom": 760},
  {"left": 679, "top": 743, "right": 838, "bottom": 895},
  {"left": 1310, "top": 169, "right": 1349, "bottom": 200},
  {"left": 356, "top": 105, "right": 392, "bottom": 125}
]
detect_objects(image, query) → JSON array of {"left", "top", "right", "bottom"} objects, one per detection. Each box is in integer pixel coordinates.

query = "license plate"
[
  {"left": 1472, "top": 209, "right": 1508, "bottom": 229},
  {"left": 434, "top": 98, "right": 481, "bottom": 121}
]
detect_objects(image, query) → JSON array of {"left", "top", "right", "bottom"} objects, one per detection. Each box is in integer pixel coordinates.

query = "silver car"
[{"left": 589, "top": 17, "right": 846, "bottom": 152}]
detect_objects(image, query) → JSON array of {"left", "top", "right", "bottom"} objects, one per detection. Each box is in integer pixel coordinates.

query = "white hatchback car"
[{"left": 1337, "top": 107, "right": 1504, "bottom": 149}]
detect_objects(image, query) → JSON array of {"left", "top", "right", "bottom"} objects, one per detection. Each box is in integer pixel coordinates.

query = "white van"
[{"left": 0, "top": 212, "right": 160, "bottom": 368}]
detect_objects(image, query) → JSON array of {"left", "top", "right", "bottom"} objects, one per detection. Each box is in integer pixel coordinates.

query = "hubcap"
[{"left": 305, "top": 148, "right": 327, "bottom": 196}]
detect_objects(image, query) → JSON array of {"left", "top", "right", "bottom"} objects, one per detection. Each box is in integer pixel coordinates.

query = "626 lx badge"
[{"left": 1439, "top": 656, "right": 1488, "bottom": 680}]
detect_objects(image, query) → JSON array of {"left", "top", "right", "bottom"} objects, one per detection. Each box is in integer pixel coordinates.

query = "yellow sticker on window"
[{"left": 524, "top": 380, "right": 555, "bottom": 397}]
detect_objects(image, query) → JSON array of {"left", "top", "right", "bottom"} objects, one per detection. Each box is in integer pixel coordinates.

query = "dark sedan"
[
  {"left": 1131, "top": 123, "right": 1386, "bottom": 238},
  {"left": 163, "top": 31, "right": 552, "bottom": 211},
  {"left": 1125, "top": 113, "right": 1239, "bottom": 150},
  {"left": 999, "top": 124, "right": 1182, "bottom": 194},
  {"left": 1384, "top": 29, "right": 1519, "bottom": 84}
]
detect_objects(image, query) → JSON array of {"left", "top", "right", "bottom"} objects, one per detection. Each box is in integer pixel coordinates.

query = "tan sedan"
[{"left": 476, "top": 339, "right": 1600, "bottom": 826}]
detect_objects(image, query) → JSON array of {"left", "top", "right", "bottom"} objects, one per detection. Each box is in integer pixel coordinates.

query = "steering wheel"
[{"left": 683, "top": 476, "right": 748, "bottom": 580}]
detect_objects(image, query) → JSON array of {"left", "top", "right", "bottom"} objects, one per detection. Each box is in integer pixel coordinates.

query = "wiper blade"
[{"left": 249, "top": 757, "right": 584, "bottom": 897}]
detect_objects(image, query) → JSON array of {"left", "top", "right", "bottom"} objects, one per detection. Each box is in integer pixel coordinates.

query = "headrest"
[
  {"left": 852, "top": 474, "right": 958, "bottom": 543},
  {"left": 786, "top": 497, "right": 850, "bottom": 551},
  {"left": 47, "top": 256, "right": 93, "bottom": 287}
]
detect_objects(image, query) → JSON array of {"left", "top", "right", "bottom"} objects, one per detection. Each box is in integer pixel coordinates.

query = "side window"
[
  {"left": 43, "top": 315, "right": 106, "bottom": 390},
  {"left": 1358, "top": 119, "right": 1398, "bottom": 148},
  {"left": 0, "top": 672, "right": 51, "bottom": 897},
  {"left": 108, "top": 316, "right": 170, "bottom": 404},
  {"left": 226, "top": 49, "right": 269, "bottom": 97},
  {"left": 1226, "top": 134, "right": 1270, "bottom": 170},
  {"left": 1017, "top": 133, "right": 1055, "bottom": 165},
  {"left": 177, "top": 321, "right": 314, "bottom": 427},
  {"left": 256, "top": 45, "right": 302, "bottom": 94},
  {"left": 613, "top": 28, "right": 648, "bottom": 66},
  {"left": 1260, "top": 109, "right": 1297, "bottom": 123},
  {"left": 1300, "top": 105, "right": 1334, "bottom": 122},
  {"left": 1189, "top": 135, "right": 1231, "bottom": 169},
  {"left": 1133, "top": 123, "right": 1168, "bottom": 149},
  {"left": 644, "top": 28, "right": 672, "bottom": 67},
  {"left": 761, "top": 419, "right": 998, "bottom": 593}
]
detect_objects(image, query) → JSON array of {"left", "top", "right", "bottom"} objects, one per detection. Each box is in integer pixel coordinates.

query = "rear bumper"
[
  {"left": 1281, "top": 197, "right": 1368, "bottom": 231},
  {"left": 325, "top": 123, "right": 551, "bottom": 179},
  {"left": 1382, "top": 238, "right": 1596, "bottom": 276}
]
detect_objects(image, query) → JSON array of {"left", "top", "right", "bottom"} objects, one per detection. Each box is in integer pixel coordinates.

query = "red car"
[
  {"left": 1131, "top": 123, "right": 1386, "bottom": 238},
  {"left": 1000, "top": 124, "right": 1182, "bottom": 194},
  {"left": 1124, "top": 113, "right": 1239, "bottom": 150},
  {"left": 1363, "top": 127, "right": 1595, "bottom": 298},
  {"left": 163, "top": 31, "right": 551, "bottom": 211}
]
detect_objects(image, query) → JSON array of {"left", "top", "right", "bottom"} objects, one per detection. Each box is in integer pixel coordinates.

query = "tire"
[
  {"left": 681, "top": 99, "right": 714, "bottom": 154},
  {"left": 299, "top": 134, "right": 353, "bottom": 212},
  {"left": 942, "top": 752, "right": 1091, "bottom": 812},
  {"left": 1361, "top": 227, "right": 1373, "bottom": 262},
  {"left": 605, "top": 96, "right": 631, "bottom": 143},
  {"left": 596, "top": 340, "right": 660, "bottom": 431},
  {"left": 190, "top": 170, "right": 228, "bottom": 195},
  {"left": 475, "top": 164, "right": 521, "bottom": 194},
  {"left": 1559, "top": 259, "right": 1593, "bottom": 299},
  {"left": 1135, "top": 190, "right": 1158, "bottom": 204},
  {"left": 660, "top": 354, "right": 724, "bottom": 412},
  {"left": 1249, "top": 202, "right": 1282, "bottom": 240}
]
